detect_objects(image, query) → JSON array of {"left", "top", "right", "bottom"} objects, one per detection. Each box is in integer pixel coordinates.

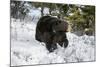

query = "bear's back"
[{"left": 36, "top": 16, "right": 58, "bottom": 33}]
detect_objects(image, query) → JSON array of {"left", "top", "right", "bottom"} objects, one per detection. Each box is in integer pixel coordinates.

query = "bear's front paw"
[{"left": 63, "top": 39, "right": 69, "bottom": 48}]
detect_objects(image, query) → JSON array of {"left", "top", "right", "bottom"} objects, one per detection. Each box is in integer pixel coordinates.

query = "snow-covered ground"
[{"left": 11, "top": 18, "right": 95, "bottom": 66}]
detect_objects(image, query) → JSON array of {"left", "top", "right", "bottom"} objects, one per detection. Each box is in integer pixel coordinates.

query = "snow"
[
  {"left": 28, "top": 9, "right": 41, "bottom": 17},
  {"left": 11, "top": 18, "right": 95, "bottom": 66},
  {"left": 28, "top": 7, "right": 49, "bottom": 17}
]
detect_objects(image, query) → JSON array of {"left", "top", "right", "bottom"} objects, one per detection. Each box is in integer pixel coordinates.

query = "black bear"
[{"left": 35, "top": 16, "right": 69, "bottom": 52}]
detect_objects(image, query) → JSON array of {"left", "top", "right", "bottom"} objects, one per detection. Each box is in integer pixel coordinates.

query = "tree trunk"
[
  {"left": 41, "top": 7, "right": 44, "bottom": 17},
  {"left": 49, "top": 8, "right": 52, "bottom": 15}
]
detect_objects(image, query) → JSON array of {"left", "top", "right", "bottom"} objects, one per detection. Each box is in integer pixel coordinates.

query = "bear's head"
[{"left": 52, "top": 19, "right": 69, "bottom": 32}]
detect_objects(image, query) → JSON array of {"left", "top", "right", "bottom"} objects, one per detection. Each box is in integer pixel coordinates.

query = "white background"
[{"left": 0, "top": 0, "right": 98, "bottom": 67}]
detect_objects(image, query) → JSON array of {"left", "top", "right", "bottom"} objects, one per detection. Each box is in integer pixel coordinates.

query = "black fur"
[{"left": 35, "top": 16, "right": 69, "bottom": 52}]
